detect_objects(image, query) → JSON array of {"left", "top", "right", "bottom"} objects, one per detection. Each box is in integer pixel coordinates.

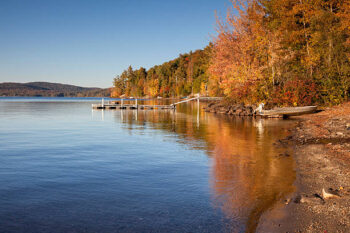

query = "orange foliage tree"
[
  {"left": 210, "top": 0, "right": 350, "bottom": 106},
  {"left": 209, "top": 0, "right": 270, "bottom": 103}
]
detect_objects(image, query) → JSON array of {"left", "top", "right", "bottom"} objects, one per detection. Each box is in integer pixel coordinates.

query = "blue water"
[{"left": 0, "top": 97, "right": 295, "bottom": 233}]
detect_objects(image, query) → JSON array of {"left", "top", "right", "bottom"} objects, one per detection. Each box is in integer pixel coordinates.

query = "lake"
[{"left": 0, "top": 97, "right": 295, "bottom": 233}]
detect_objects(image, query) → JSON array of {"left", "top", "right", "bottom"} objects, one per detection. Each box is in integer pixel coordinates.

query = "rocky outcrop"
[{"left": 203, "top": 102, "right": 257, "bottom": 116}]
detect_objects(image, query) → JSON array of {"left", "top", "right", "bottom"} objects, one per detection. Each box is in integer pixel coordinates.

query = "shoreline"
[{"left": 257, "top": 102, "right": 350, "bottom": 232}]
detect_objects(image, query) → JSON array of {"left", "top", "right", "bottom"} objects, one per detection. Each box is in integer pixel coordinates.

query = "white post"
[
  {"left": 135, "top": 99, "right": 138, "bottom": 109},
  {"left": 121, "top": 99, "right": 124, "bottom": 107},
  {"left": 197, "top": 97, "right": 200, "bottom": 127},
  {"left": 102, "top": 98, "right": 104, "bottom": 108}
]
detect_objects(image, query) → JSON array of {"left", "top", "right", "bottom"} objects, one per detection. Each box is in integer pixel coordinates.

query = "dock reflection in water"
[{"left": 108, "top": 102, "right": 296, "bottom": 232}]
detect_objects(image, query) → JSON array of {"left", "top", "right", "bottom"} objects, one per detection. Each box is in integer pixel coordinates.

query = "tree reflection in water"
[{"left": 111, "top": 100, "right": 296, "bottom": 232}]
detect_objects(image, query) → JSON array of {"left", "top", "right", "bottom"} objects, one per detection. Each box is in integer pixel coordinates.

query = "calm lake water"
[{"left": 0, "top": 97, "right": 295, "bottom": 233}]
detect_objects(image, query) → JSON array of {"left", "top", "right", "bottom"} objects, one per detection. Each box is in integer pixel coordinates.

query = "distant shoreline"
[{"left": 0, "top": 81, "right": 110, "bottom": 97}]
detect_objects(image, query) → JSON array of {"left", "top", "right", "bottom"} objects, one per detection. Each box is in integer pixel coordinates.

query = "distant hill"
[{"left": 0, "top": 82, "right": 111, "bottom": 97}]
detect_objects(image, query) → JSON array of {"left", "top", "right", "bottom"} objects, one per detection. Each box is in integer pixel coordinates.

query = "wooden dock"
[
  {"left": 92, "top": 104, "right": 175, "bottom": 110},
  {"left": 92, "top": 96, "right": 222, "bottom": 110}
]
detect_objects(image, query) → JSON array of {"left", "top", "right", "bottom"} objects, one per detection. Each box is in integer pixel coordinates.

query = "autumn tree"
[
  {"left": 112, "top": 46, "right": 214, "bottom": 98},
  {"left": 209, "top": 0, "right": 350, "bottom": 106}
]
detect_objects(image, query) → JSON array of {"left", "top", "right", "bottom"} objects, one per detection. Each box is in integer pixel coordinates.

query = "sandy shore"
[{"left": 256, "top": 102, "right": 350, "bottom": 232}]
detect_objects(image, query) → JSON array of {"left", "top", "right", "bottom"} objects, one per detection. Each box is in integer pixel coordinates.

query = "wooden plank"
[
  {"left": 171, "top": 97, "right": 199, "bottom": 106},
  {"left": 199, "top": 97, "right": 223, "bottom": 101}
]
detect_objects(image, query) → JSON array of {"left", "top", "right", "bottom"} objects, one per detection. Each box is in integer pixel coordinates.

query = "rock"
[
  {"left": 293, "top": 194, "right": 303, "bottom": 203},
  {"left": 239, "top": 111, "right": 245, "bottom": 116},
  {"left": 204, "top": 103, "right": 262, "bottom": 117},
  {"left": 284, "top": 198, "right": 291, "bottom": 205},
  {"left": 278, "top": 152, "right": 290, "bottom": 158},
  {"left": 336, "top": 132, "right": 344, "bottom": 137},
  {"left": 293, "top": 194, "right": 325, "bottom": 204},
  {"left": 346, "top": 123, "right": 350, "bottom": 130},
  {"left": 207, "top": 102, "right": 215, "bottom": 108},
  {"left": 322, "top": 188, "right": 341, "bottom": 199}
]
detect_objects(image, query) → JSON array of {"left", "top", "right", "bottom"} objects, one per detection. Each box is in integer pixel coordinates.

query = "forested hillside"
[
  {"left": 113, "top": 0, "right": 350, "bottom": 106},
  {"left": 0, "top": 82, "right": 110, "bottom": 97},
  {"left": 112, "top": 46, "right": 219, "bottom": 98}
]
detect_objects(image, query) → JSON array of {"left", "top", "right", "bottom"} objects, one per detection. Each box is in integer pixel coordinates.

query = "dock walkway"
[{"left": 92, "top": 96, "right": 222, "bottom": 110}]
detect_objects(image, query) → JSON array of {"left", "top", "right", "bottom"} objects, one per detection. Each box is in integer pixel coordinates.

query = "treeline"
[
  {"left": 113, "top": 0, "right": 350, "bottom": 106},
  {"left": 210, "top": 0, "right": 350, "bottom": 106},
  {"left": 0, "top": 82, "right": 110, "bottom": 97},
  {"left": 112, "top": 46, "right": 220, "bottom": 98}
]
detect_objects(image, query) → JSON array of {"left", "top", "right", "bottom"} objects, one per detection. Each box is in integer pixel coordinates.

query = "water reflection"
[
  {"left": 103, "top": 102, "right": 296, "bottom": 232},
  {"left": 207, "top": 117, "right": 295, "bottom": 232},
  {"left": 0, "top": 98, "right": 296, "bottom": 232}
]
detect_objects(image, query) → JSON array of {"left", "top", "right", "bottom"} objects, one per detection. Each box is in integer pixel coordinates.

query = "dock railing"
[{"left": 92, "top": 95, "right": 223, "bottom": 110}]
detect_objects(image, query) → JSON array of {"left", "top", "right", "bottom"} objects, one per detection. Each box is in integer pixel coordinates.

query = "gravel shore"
[{"left": 257, "top": 102, "right": 350, "bottom": 232}]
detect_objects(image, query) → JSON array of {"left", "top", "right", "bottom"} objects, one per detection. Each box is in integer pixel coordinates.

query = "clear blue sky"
[{"left": 0, "top": 0, "right": 231, "bottom": 88}]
